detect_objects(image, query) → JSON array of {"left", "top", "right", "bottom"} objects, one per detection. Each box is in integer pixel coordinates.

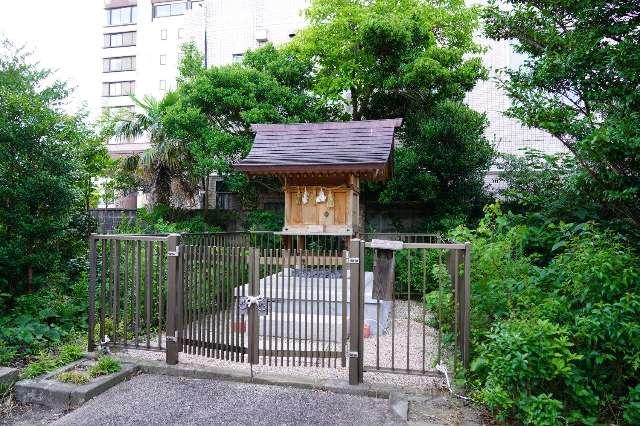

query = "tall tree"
[
  {"left": 0, "top": 41, "right": 95, "bottom": 293},
  {"left": 167, "top": 60, "right": 335, "bottom": 208},
  {"left": 292, "top": 0, "right": 493, "bottom": 227},
  {"left": 109, "top": 93, "right": 196, "bottom": 206},
  {"left": 484, "top": 0, "right": 640, "bottom": 226}
]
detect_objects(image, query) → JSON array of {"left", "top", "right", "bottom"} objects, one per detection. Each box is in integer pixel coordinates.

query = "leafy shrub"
[
  {"left": 0, "top": 340, "right": 17, "bottom": 366},
  {"left": 88, "top": 356, "right": 121, "bottom": 378},
  {"left": 56, "top": 371, "right": 90, "bottom": 385},
  {"left": 117, "top": 205, "right": 225, "bottom": 234},
  {"left": 245, "top": 209, "right": 283, "bottom": 232},
  {"left": 20, "top": 343, "right": 85, "bottom": 379},
  {"left": 457, "top": 204, "right": 640, "bottom": 424},
  {"left": 20, "top": 353, "right": 59, "bottom": 379}
]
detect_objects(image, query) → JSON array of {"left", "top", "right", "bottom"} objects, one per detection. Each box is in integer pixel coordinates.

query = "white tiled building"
[
  {"left": 100, "top": 0, "right": 564, "bottom": 206},
  {"left": 100, "top": 0, "right": 308, "bottom": 207}
]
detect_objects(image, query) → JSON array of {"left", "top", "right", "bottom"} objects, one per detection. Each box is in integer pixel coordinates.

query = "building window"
[
  {"left": 161, "top": 29, "right": 168, "bottom": 40},
  {"left": 103, "top": 56, "right": 136, "bottom": 72},
  {"left": 104, "top": 31, "right": 136, "bottom": 48},
  {"left": 102, "top": 81, "right": 135, "bottom": 97},
  {"left": 159, "top": 80, "right": 166, "bottom": 90},
  {"left": 153, "top": 2, "right": 186, "bottom": 18},
  {"left": 232, "top": 53, "right": 244, "bottom": 64},
  {"left": 105, "top": 6, "right": 137, "bottom": 26},
  {"left": 177, "top": 28, "right": 184, "bottom": 39},
  {"left": 160, "top": 54, "right": 167, "bottom": 65}
]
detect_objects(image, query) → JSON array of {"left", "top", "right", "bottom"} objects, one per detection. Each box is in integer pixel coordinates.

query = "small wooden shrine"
[{"left": 235, "top": 119, "right": 402, "bottom": 237}]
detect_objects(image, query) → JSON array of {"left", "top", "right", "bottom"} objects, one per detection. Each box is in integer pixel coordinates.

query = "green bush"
[
  {"left": 455, "top": 203, "right": 640, "bottom": 424},
  {"left": 0, "top": 274, "right": 87, "bottom": 362},
  {"left": 117, "top": 205, "right": 225, "bottom": 234},
  {"left": 20, "top": 343, "right": 85, "bottom": 379},
  {"left": 88, "top": 356, "right": 121, "bottom": 378}
]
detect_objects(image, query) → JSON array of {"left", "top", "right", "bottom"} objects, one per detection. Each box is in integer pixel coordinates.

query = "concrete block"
[
  {"left": 0, "top": 367, "right": 19, "bottom": 385},
  {"left": 15, "top": 360, "right": 137, "bottom": 409}
]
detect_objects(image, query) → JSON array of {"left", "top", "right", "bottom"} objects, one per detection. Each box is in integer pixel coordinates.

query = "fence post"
[
  {"left": 165, "top": 234, "right": 180, "bottom": 365},
  {"left": 348, "top": 239, "right": 364, "bottom": 385},
  {"left": 247, "top": 247, "right": 260, "bottom": 364},
  {"left": 462, "top": 242, "right": 471, "bottom": 369},
  {"left": 88, "top": 234, "right": 97, "bottom": 352}
]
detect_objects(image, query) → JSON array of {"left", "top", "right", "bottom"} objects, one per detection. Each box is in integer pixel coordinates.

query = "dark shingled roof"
[{"left": 235, "top": 118, "right": 402, "bottom": 180}]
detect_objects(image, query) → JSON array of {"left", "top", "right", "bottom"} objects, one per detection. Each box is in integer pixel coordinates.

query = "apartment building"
[{"left": 100, "top": 0, "right": 308, "bottom": 207}]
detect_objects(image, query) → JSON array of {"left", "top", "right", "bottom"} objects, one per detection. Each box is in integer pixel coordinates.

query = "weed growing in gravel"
[{"left": 56, "top": 371, "right": 90, "bottom": 385}]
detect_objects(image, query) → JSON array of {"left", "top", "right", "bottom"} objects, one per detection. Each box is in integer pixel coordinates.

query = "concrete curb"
[
  {"left": 15, "top": 360, "right": 138, "bottom": 409},
  {"left": 0, "top": 367, "right": 19, "bottom": 386},
  {"left": 111, "top": 354, "right": 448, "bottom": 400}
]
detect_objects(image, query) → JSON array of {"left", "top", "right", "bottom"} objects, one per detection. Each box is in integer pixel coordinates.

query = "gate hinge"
[
  {"left": 347, "top": 351, "right": 359, "bottom": 358},
  {"left": 346, "top": 257, "right": 360, "bottom": 264},
  {"left": 168, "top": 247, "right": 180, "bottom": 257}
]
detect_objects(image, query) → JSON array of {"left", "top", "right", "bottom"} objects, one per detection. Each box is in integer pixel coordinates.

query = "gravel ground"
[
  {"left": 121, "top": 300, "right": 446, "bottom": 391},
  {"left": 52, "top": 374, "right": 399, "bottom": 426}
]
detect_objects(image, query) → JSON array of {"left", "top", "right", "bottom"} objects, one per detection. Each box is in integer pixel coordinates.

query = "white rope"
[{"left": 436, "top": 363, "right": 475, "bottom": 402}]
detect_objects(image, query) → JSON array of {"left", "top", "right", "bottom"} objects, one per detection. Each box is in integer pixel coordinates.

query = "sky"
[{"left": 0, "top": 1, "right": 103, "bottom": 120}]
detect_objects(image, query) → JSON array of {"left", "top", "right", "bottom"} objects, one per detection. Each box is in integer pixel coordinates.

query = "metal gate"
[{"left": 172, "top": 233, "right": 350, "bottom": 367}]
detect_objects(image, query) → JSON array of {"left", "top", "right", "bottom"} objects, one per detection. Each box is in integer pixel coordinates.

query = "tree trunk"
[
  {"left": 202, "top": 176, "right": 209, "bottom": 220},
  {"left": 351, "top": 87, "right": 360, "bottom": 121},
  {"left": 155, "top": 167, "right": 172, "bottom": 206}
]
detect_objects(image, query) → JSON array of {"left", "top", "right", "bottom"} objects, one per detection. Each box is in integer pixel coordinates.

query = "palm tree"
[{"left": 111, "top": 93, "right": 196, "bottom": 206}]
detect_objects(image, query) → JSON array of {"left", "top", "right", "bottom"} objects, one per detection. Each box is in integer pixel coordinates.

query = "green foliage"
[
  {"left": 245, "top": 210, "right": 283, "bottom": 232},
  {"left": 294, "top": 0, "right": 492, "bottom": 222},
  {"left": 0, "top": 340, "right": 17, "bottom": 366},
  {"left": 0, "top": 40, "right": 103, "bottom": 295},
  {"left": 20, "top": 343, "right": 84, "bottom": 379},
  {"left": 0, "top": 275, "right": 88, "bottom": 362},
  {"left": 88, "top": 356, "right": 121, "bottom": 378},
  {"left": 484, "top": 0, "right": 640, "bottom": 227},
  {"left": 56, "top": 371, "right": 90, "bottom": 385},
  {"left": 116, "top": 206, "right": 225, "bottom": 234},
  {"left": 107, "top": 93, "right": 197, "bottom": 206},
  {"left": 456, "top": 204, "right": 640, "bottom": 424}
]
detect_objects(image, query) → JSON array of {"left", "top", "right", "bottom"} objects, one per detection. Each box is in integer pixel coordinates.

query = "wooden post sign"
[{"left": 370, "top": 239, "right": 403, "bottom": 300}]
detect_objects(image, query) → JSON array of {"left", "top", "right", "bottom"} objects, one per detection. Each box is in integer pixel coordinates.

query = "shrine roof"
[{"left": 235, "top": 118, "right": 402, "bottom": 180}]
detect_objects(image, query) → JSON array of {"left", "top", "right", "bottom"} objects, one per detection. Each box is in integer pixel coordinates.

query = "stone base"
[
  {"left": 15, "top": 359, "right": 137, "bottom": 409},
  {"left": 0, "top": 367, "right": 19, "bottom": 385}
]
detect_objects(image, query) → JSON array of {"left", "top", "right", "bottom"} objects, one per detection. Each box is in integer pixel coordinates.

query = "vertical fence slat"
[
  {"left": 113, "top": 240, "right": 121, "bottom": 345},
  {"left": 463, "top": 243, "right": 471, "bottom": 369},
  {"left": 88, "top": 236, "right": 97, "bottom": 352},
  {"left": 341, "top": 249, "right": 348, "bottom": 368},
  {"left": 135, "top": 240, "right": 140, "bottom": 348},
  {"left": 99, "top": 239, "right": 107, "bottom": 345},
  {"left": 123, "top": 241, "right": 129, "bottom": 348},
  {"left": 166, "top": 234, "right": 179, "bottom": 364},
  {"left": 407, "top": 249, "right": 411, "bottom": 373},
  {"left": 145, "top": 241, "right": 152, "bottom": 348},
  {"left": 158, "top": 241, "right": 164, "bottom": 349}
]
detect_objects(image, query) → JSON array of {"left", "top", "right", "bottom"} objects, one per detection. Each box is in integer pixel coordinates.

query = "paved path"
[{"left": 52, "top": 374, "right": 399, "bottom": 426}]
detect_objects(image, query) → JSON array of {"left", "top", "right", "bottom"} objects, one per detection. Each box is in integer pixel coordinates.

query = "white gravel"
[{"left": 120, "top": 300, "right": 447, "bottom": 391}]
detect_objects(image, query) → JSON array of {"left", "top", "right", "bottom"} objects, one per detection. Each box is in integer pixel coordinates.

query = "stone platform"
[{"left": 235, "top": 268, "right": 392, "bottom": 341}]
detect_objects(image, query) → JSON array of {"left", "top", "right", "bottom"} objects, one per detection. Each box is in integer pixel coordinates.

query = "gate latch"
[
  {"left": 347, "top": 351, "right": 359, "bottom": 358},
  {"left": 346, "top": 257, "right": 360, "bottom": 264},
  {"left": 238, "top": 295, "right": 268, "bottom": 316},
  {"left": 168, "top": 247, "right": 180, "bottom": 257}
]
